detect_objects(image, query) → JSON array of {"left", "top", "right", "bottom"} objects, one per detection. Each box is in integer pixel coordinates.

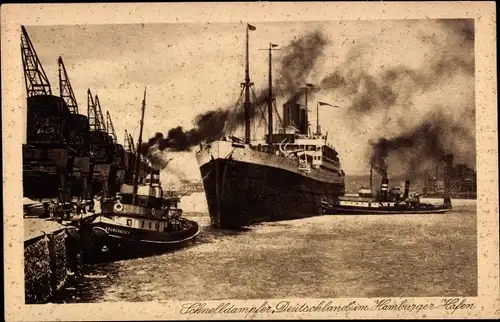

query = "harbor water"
[{"left": 57, "top": 193, "right": 477, "bottom": 303}]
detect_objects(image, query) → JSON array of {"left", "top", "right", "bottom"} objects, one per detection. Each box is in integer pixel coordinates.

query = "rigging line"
[
  {"left": 250, "top": 86, "right": 267, "bottom": 127},
  {"left": 223, "top": 86, "right": 246, "bottom": 135},
  {"left": 272, "top": 98, "right": 284, "bottom": 130},
  {"left": 251, "top": 93, "right": 267, "bottom": 139}
]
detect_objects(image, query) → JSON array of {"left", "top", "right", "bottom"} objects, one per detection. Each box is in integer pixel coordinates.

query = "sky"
[{"left": 22, "top": 19, "right": 475, "bottom": 183}]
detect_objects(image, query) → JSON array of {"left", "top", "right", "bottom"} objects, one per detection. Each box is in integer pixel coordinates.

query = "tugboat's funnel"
[
  {"left": 147, "top": 169, "right": 161, "bottom": 187},
  {"left": 380, "top": 177, "right": 389, "bottom": 200},
  {"left": 403, "top": 180, "right": 410, "bottom": 199}
]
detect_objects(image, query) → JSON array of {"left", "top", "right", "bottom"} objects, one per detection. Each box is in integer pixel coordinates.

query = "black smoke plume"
[
  {"left": 140, "top": 89, "right": 268, "bottom": 155},
  {"left": 369, "top": 109, "right": 475, "bottom": 179},
  {"left": 141, "top": 30, "right": 329, "bottom": 168},
  {"left": 321, "top": 19, "right": 475, "bottom": 177},
  {"left": 276, "top": 30, "right": 328, "bottom": 105},
  {"left": 320, "top": 20, "right": 474, "bottom": 112}
]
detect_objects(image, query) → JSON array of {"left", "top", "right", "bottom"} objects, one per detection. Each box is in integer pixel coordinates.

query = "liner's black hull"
[{"left": 200, "top": 158, "right": 345, "bottom": 229}]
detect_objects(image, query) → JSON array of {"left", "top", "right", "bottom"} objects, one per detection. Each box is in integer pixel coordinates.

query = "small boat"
[
  {"left": 323, "top": 177, "right": 452, "bottom": 215},
  {"left": 88, "top": 179, "right": 200, "bottom": 260},
  {"left": 84, "top": 89, "right": 200, "bottom": 261}
]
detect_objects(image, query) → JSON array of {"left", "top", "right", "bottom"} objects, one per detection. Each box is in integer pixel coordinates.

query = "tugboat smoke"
[
  {"left": 141, "top": 30, "right": 329, "bottom": 169},
  {"left": 320, "top": 19, "right": 475, "bottom": 178},
  {"left": 369, "top": 109, "right": 475, "bottom": 179}
]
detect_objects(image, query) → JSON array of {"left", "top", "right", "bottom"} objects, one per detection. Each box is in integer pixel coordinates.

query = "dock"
[
  {"left": 24, "top": 216, "right": 88, "bottom": 304},
  {"left": 24, "top": 218, "right": 66, "bottom": 241}
]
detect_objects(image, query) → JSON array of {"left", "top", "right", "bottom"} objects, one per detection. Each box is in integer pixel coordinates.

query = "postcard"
[{"left": 2, "top": 2, "right": 498, "bottom": 320}]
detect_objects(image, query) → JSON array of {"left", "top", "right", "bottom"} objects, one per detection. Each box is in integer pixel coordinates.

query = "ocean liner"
[{"left": 196, "top": 24, "right": 346, "bottom": 228}]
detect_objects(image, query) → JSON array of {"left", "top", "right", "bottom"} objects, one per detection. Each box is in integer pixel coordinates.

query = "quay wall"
[{"left": 24, "top": 226, "right": 70, "bottom": 304}]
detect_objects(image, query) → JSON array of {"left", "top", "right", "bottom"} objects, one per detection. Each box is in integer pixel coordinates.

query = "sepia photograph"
[{"left": 2, "top": 2, "right": 498, "bottom": 321}]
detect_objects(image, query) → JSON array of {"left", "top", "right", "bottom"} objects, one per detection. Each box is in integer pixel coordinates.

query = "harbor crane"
[
  {"left": 21, "top": 26, "right": 80, "bottom": 211},
  {"left": 124, "top": 129, "right": 137, "bottom": 154},
  {"left": 123, "top": 129, "right": 138, "bottom": 183},
  {"left": 87, "top": 90, "right": 107, "bottom": 133},
  {"left": 128, "top": 132, "right": 137, "bottom": 154},
  {"left": 106, "top": 111, "right": 118, "bottom": 143},
  {"left": 94, "top": 95, "right": 107, "bottom": 133},
  {"left": 58, "top": 56, "right": 79, "bottom": 114},
  {"left": 21, "top": 25, "right": 52, "bottom": 97},
  {"left": 124, "top": 130, "right": 131, "bottom": 151},
  {"left": 87, "top": 89, "right": 101, "bottom": 132}
]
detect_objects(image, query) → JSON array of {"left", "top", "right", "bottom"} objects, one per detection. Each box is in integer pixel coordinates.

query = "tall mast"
[
  {"left": 243, "top": 24, "right": 256, "bottom": 144},
  {"left": 132, "top": 87, "right": 147, "bottom": 200},
  {"left": 245, "top": 25, "right": 250, "bottom": 89},
  {"left": 305, "top": 86, "right": 309, "bottom": 134},
  {"left": 316, "top": 102, "right": 320, "bottom": 135},
  {"left": 267, "top": 43, "right": 273, "bottom": 145},
  {"left": 262, "top": 42, "right": 281, "bottom": 146}
]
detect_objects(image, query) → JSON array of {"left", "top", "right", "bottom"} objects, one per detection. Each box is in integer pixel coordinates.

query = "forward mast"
[{"left": 242, "top": 24, "right": 256, "bottom": 144}]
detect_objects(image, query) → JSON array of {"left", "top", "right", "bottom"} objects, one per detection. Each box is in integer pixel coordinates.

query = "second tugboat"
[
  {"left": 322, "top": 156, "right": 454, "bottom": 215},
  {"left": 87, "top": 89, "right": 200, "bottom": 261}
]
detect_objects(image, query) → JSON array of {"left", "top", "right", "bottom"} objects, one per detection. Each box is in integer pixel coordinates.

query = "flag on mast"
[
  {"left": 247, "top": 24, "right": 256, "bottom": 31},
  {"left": 318, "top": 102, "right": 338, "bottom": 107}
]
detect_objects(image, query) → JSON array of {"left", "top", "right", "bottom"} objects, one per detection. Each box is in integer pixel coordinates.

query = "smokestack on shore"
[
  {"left": 403, "top": 180, "right": 411, "bottom": 199},
  {"left": 380, "top": 177, "right": 389, "bottom": 201},
  {"left": 443, "top": 154, "right": 454, "bottom": 192},
  {"left": 443, "top": 154, "right": 454, "bottom": 208}
]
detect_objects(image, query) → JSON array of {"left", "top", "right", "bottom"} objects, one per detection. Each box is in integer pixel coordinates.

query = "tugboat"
[
  {"left": 322, "top": 156, "right": 454, "bottom": 215},
  {"left": 322, "top": 178, "right": 452, "bottom": 214},
  {"left": 86, "top": 89, "right": 200, "bottom": 261}
]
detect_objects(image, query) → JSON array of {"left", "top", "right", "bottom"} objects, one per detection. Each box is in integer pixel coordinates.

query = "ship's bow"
[{"left": 195, "top": 140, "right": 249, "bottom": 228}]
